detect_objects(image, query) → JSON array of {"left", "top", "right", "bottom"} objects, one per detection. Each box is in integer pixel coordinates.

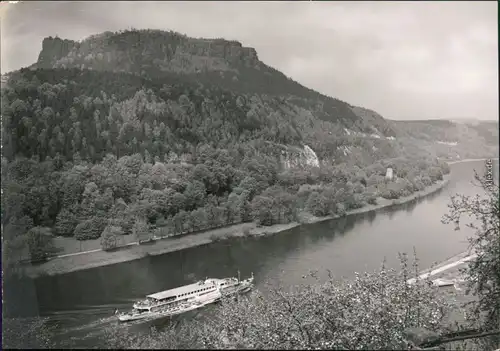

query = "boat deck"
[{"left": 147, "top": 280, "right": 218, "bottom": 300}]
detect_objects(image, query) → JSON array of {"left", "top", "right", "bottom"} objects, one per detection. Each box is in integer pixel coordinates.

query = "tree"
[
  {"left": 344, "top": 193, "right": 364, "bottom": 210},
  {"left": 59, "top": 165, "right": 87, "bottom": 209},
  {"left": 173, "top": 210, "right": 187, "bottom": 233},
  {"left": 251, "top": 195, "right": 274, "bottom": 226},
  {"left": 163, "top": 216, "right": 176, "bottom": 237},
  {"left": 184, "top": 180, "right": 206, "bottom": 210},
  {"left": 101, "top": 225, "right": 123, "bottom": 251},
  {"left": 191, "top": 208, "right": 208, "bottom": 231},
  {"left": 306, "top": 191, "right": 328, "bottom": 217},
  {"left": 26, "top": 227, "right": 55, "bottom": 261},
  {"left": 2, "top": 216, "right": 34, "bottom": 258},
  {"left": 321, "top": 187, "right": 338, "bottom": 215},
  {"left": 442, "top": 170, "right": 499, "bottom": 347},
  {"left": 211, "top": 206, "right": 226, "bottom": 228},
  {"left": 239, "top": 190, "right": 252, "bottom": 222},
  {"left": 260, "top": 186, "right": 296, "bottom": 224},
  {"left": 54, "top": 208, "right": 78, "bottom": 237},
  {"left": 74, "top": 216, "right": 107, "bottom": 241},
  {"left": 239, "top": 176, "right": 258, "bottom": 198},
  {"left": 133, "top": 216, "right": 151, "bottom": 243},
  {"left": 171, "top": 192, "right": 187, "bottom": 214},
  {"left": 226, "top": 192, "right": 241, "bottom": 224}
]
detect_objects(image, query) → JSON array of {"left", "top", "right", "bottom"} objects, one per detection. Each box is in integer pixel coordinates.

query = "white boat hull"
[
  {"left": 118, "top": 274, "right": 254, "bottom": 323},
  {"left": 119, "top": 300, "right": 214, "bottom": 322},
  {"left": 119, "top": 292, "right": 222, "bottom": 322},
  {"left": 118, "top": 312, "right": 159, "bottom": 322}
]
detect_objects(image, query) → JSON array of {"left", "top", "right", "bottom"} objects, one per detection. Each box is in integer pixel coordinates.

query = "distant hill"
[{"left": 391, "top": 119, "right": 498, "bottom": 161}]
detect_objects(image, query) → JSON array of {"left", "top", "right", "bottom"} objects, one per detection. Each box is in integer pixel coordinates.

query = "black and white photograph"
[{"left": 1, "top": 1, "right": 499, "bottom": 349}]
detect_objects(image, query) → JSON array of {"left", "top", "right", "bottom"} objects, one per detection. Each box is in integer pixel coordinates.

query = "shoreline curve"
[{"left": 26, "top": 171, "right": 455, "bottom": 279}]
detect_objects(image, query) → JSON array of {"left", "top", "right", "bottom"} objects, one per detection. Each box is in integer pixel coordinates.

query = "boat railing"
[{"left": 135, "top": 299, "right": 167, "bottom": 307}]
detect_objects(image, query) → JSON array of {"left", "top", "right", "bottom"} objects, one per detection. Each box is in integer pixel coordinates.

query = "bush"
[
  {"left": 306, "top": 191, "right": 329, "bottom": 217},
  {"left": 74, "top": 216, "right": 107, "bottom": 240},
  {"left": 381, "top": 189, "right": 399, "bottom": 200},
  {"left": 108, "top": 215, "right": 134, "bottom": 235},
  {"left": 101, "top": 225, "right": 123, "bottom": 251},
  {"left": 345, "top": 193, "right": 364, "bottom": 210},
  {"left": 107, "top": 217, "right": 127, "bottom": 234}
]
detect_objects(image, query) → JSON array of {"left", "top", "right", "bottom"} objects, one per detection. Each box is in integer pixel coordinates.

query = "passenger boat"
[
  {"left": 117, "top": 272, "right": 254, "bottom": 322},
  {"left": 117, "top": 293, "right": 219, "bottom": 322}
]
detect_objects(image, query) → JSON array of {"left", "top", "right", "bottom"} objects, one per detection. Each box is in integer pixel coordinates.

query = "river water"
[{"left": 28, "top": 160, "right": 498, "bottom": 346}]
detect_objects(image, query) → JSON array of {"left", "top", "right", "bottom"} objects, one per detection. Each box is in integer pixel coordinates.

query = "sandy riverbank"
[{"left": 26, "top": 174, "right": 451, "bottom": 279}]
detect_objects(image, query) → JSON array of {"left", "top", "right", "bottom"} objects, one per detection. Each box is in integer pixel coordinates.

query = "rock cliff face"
[
  {"left": 36, "top": 37, "right": 79, "bottom": 69},
  {"left": 281, "top": 144, "right": 320, "bottom": 169},
  {"left": 35, "top": 31, "right": 260, "bottom": 74}
]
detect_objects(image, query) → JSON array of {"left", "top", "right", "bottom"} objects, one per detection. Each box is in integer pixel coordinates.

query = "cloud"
[{"left": 1, "top": 1, "right": 497, "bottom": 121}]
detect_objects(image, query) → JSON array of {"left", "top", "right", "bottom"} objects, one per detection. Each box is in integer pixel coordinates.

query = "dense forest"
[{"left": 2, "top": 29, "right": 453, "bottom": 266}]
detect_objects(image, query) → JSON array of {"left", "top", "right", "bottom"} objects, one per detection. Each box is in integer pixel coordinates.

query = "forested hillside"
[
  {"left": 392, "top": 119, "right": 499, "bottom": 161},
  {"left": 2, "top": 29, "right": 454, "bottom": 265}
]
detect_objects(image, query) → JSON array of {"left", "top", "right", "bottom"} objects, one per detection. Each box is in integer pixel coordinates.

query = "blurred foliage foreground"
[{"left": 1, "top": 255, "right": 463, "bottom": 349}]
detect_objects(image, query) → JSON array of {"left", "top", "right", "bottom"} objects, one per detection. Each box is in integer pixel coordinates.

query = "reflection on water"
[{"left": 25, "top": 160, "right": 498, "bottom": 347}]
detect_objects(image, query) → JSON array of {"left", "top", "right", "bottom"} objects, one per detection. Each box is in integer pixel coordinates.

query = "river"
[{"left": 22, "top": 160, "right": 500, "bottom": 346}]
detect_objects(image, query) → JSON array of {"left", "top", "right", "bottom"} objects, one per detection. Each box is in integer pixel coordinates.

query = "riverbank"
[
  {"left": 447, "top": 157, "right": 498, "bottom": 165},
  {"left": 25, "top": 174, "right": 451, "bottom": 278}
]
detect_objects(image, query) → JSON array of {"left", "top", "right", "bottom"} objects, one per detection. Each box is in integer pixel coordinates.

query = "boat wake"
[
  {"left": 49, "top": 303, "right": 130, "bottom": 335},
  {"left": 49, "top": 273, "right": 255, "bottom": 347}
]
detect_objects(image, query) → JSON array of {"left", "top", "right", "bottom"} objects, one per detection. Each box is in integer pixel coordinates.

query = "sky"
[{"left": 1, "top": 1, "right": 498, "bottom": 121}]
